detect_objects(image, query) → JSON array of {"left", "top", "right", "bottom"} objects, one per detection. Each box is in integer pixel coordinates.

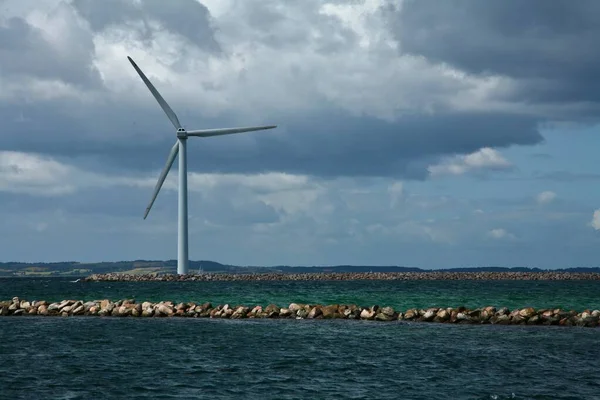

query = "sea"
[{"left": 0, "top": 277, "right": 599, "bottom": 399}]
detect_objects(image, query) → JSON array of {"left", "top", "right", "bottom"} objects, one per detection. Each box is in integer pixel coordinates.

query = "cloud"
[
  {"left": 590, "top": 210, "right": 600, "bottom": 230},
  {"left": 0, "top": 0, "right": 547, "bottom": 182},
  {"left": 0, "top": 151, "right": 76, "bottom": 196},
  {"left": 0, "top": 149, "right": 316, "bottom": 199},
  {"left": 392, "top": 0, "right": 600, "bottom": 109},
  {"left": 428, "top": 147, "right": 513, "bottom": 177},
  {"left": 0, "top": 3, "right": 101, "bottom": 87},
  {"left": 0, "top": 149, "right": 322, "bottom": 225},
  {"left": 0, "top": 0, "right": 599, "bottom": 267},
  {"left": 72, "top": 0, "right": 220, "bottom": 52},
  {"left": 387, "top": 181, "right": 404, "bottom": 208},
  {"left": 487, "top": 228, "right": 516, "bottom": 240},
  {"left": 536, "top": 191, "right": 557, "bottom": 205}
]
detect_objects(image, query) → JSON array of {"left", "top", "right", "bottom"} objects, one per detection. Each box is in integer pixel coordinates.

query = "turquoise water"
[
  {"left": 1, "top": 278, "right": 599, "bottom": 399},
  {"left": 2, "top": 277, "right": 600, "bottom": 310}
]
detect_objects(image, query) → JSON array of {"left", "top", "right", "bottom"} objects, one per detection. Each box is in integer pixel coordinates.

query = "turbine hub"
[{"left": 176, "top": 128, "right": 188, "bottom": 139}]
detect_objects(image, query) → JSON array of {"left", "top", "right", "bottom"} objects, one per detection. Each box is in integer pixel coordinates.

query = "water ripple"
[{"left": 1, "top": 318, "right": 598, "bottom": 399}]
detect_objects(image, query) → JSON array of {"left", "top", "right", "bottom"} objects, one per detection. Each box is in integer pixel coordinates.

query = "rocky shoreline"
[
  {"left": 84, "top": 271, "right": 600, "bottom": 282},
  {"left": 2, "top": 297, "right": 599, "bottom": 327}
]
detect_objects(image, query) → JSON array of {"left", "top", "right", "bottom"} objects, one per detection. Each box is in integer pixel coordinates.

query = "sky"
[{"left": 1, "top": 0, "right": 600, "bottom": 269}]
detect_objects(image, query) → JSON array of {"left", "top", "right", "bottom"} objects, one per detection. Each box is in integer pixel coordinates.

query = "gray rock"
[
  {"left": 72, "top": 305, "right": 85, "bottom": 315},
  {"left": 375, "top": 312, "right": 393, "bottom": 321},
  {"left": 422, "top": 310, "right": 436, "bottom": 321},
  {"left": 307, "top": 306, "right": 322, "bottom": 319},
  {"left": 279, "top": 308, "right": 292, "bottom": 318},
  {"left": 381, "top": 307, "right": 395, "bottom": 317}
]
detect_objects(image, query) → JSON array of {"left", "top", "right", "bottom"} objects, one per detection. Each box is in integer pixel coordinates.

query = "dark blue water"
[
  {"left": 1, "top": 278, "right": 599, "bottom": 399},
  {"left": 0, "top": 318, "right": 598, "bottom": 399}
]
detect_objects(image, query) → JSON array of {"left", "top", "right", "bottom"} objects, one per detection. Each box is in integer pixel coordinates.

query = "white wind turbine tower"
[{"left": 127, "top": 56, "right": 277, "bottom": 275}]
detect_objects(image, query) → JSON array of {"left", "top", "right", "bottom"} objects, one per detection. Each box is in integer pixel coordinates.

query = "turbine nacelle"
[{"left": 176, "top": 128, "right": 187, "bottom": 139}]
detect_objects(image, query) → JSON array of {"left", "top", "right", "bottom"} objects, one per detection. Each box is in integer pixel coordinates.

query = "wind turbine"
[{"left": 127, "top": 56, "right": 277, "bottom": 275}]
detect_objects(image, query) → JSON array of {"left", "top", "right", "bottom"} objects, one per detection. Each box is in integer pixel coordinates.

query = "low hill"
[{"left": 0, "top": 260, "right": 599, "bottom": 277}]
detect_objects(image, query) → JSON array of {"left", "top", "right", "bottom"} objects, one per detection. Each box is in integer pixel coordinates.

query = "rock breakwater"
[
  {"left": 1, "top": 297, "right": 599, "bottom": 327},
  {"left": 83, "top": 271, "right": 600, "bottom": 282}
]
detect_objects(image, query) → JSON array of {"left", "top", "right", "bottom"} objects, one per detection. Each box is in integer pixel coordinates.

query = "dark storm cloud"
[
  {"left": 223, "top": 1, "right": 357, "bottom": 52},
  {"left": 392, "top": 0, "right": 600, "bottom": 104},
  {"left": 0, "top": 0, "right": 570, "bottom": 181},
  {"left": 199, "top": 110, "right": 540, "bottom": 179},
  {"left": 0, "top": 97, "right": 543, "bottom": 179},
  {"left": 0, "top": 17, "right": 100, "bottom": 86},
  {"left": 72, "top": 0, "right": 220, "bottom": 53}
]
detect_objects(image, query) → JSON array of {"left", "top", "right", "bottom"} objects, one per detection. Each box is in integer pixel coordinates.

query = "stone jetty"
[
  {"left": 1, "top": 297, "right": 599, "bottom": 327},
  {"left": 84, "top": 271, "right": 600, "bottom": 282}
]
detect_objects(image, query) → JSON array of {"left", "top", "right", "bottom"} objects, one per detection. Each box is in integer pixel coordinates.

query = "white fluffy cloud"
[
  {"left": 0, "top": 150, "right": 315, "bottom": 200},
  {"left": 536, "top": 190, "right": 557, "bottom": 205},
  {"left": 428, "top": 147, "right": 513, "bottom": 177},
  {"left": 487, "top": 228, "right": 515, "bottom": 240},
  {"left": 0, "top": 0, "right": 521, "bottom": 121},
  {"left": 387, "top": 181, "right": 404, "bottom": 208},
  {"left": 0, "top": 151, "right": 75, "bottom": 195},
  {"left": 590, "top": 210, "right": 600, "bottom": 230}
]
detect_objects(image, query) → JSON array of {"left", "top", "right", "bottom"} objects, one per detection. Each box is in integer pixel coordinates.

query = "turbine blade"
[
  {"left": 127, "top": 56, "right": 182, "bottom": 130},
  {"left": 186, "top": 125, "right": 277, "bottom": 138},
  {"left": 144, "top": 141, "right": 179, "bottom": 219}
]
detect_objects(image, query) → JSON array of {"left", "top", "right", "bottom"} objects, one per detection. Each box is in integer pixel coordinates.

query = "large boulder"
[
  {"left": 492, "top": 314, "right": 511, "bottom": 325},
  {"left": 307, "top": 306, "right": 323, "bottom": 319},
  {"left": 279, "top": 308, "right": 292, "bottom": 318},
  {"left": 157, "top": 304, "right": 174, "bottom": 316},
  {"left": 265, "top": 304, "right": 280, "bottom": 318},
  {"left": 422, "top": 309, "right": 436, "bottom": 322},
  {"left": 381, "top": 307, "right": 396, "bottom": 317},
  {"left": 360, "top": 308, "right": 374, "bottom": 320},
  {"left": 434, "top": 309, "right": 450, "bottom": 322},
  {"left": 519, "top": 307, "right": 536, "bottom": 319},
  {"left": 231, "top": 306, "right": 249, "bottom": 319},
  {"left": 72, "top": 305, "right": 85, "bottom": 316},
  {"left": 375, "top": 312, "right": 394, "bottom": 321},
  {"left": 321, "top": 305, "right": 339, "bottom": 319}
]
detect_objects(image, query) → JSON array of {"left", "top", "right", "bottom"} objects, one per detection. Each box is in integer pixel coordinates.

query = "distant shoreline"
[
  {"left": 3, "top": 259, "right": 600, "bottom": 277},
  {"left": 83, "top": 271, "right": 600, "bottom": 282}
]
